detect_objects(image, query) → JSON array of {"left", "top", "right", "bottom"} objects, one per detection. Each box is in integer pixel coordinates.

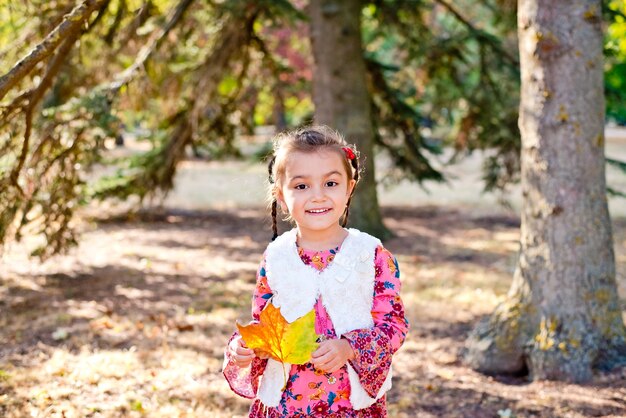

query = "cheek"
[
  {"left": 338, "top": 185, "right": 351, "bottom": 197},
  {"left": 281, "top": 191, "right": 300, "bottom": 208},
  {"left": 281, "top": 189, "right": 294, "bottom": 201}
]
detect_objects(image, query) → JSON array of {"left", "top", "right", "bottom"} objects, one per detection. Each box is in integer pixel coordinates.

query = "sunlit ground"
[{"left": 0, "top": 204, "right": 625, "bottom": 417}]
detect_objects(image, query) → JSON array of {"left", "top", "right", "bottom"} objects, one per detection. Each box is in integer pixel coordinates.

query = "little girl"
[{"left": 223, "top": 125, "right": 409, "bottom": 417}]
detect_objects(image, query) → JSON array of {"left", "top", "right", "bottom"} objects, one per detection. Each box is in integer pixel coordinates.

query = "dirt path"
[{"left": 1, "top": 206, "right": 625, "bottom": 417}]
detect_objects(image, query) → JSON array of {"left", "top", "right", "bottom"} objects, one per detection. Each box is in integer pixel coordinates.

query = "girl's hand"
[
  {"left": 229, "top": 336, "right": 256, "bottom": 368},
  {"left": 310, "top": 338, "right": 355, "bottom": 373}
]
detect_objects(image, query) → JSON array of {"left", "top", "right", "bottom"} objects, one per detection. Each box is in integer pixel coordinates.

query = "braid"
[
  {"left": 268, "top": 156, "right": 278, "bottom": 241},
  {"left": 342, "top": 200, "right": 351, "bottom": 227},
  {"left": 342, "top": 149, "right": 360, "bottom": 227},
  {"left": 268, "top": 156, "right": 276, "bottom": 185},
  {"left": 271, "top": 200, "right": 279, "bottom": 241}
]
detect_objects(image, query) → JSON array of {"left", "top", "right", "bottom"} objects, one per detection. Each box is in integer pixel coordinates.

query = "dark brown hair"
[{"left": 267, "top": 125, "right": 361, "bottom": 241}]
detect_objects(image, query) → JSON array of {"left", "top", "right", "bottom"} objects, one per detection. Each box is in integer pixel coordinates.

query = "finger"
[
  {"left": 311, "top": 359, "right": 331, "bottom": 372},
  {"left": 235, "top": 360, "right": 252, "bottom": 368},
  {"left": 312, "top": 340, "right": 331, "bottom": 354},
  {"left": 312, "top": 361, "right": 327, "bottom": 372},
  {"left": 235, "top": 354, "right": 254, "bottom": 366},
  {"left": 310, "top": 355, "right": 323, "bottom": 367},
  {"left": 237, "top": 353, "right": 255, "bottom": 361},
  {"left": 236, "top": 348, "right": 251, "bottom": 357},
  {"left": 319, "top": 363, "right": 334, "bottom": 373},
  {"left": 311, "top": 344, "right": 331, "bottom": 358},
  {"left": 236, "top": 346, "right": 254, "bottom": 356},
  {"left": 313, "top": 350, "right": 336, "bottom": 365},
  {"left": 328, "top": 364, "right": 342, "bottom": 373},
  {"left": 237, "top": 352, "right": 255, "bottom": 362},
  {"left": 325, "top": 357, "right": 347, "bottom": 372},
  {"left": 236, "top": 352, "right": 254, "bottom": 361},
  {"left": 317, "top": 362, "right": 340, "bottom": 373}
]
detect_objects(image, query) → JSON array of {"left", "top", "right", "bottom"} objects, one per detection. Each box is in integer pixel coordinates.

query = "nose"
[{"left": 311, "top": 185, "right": 326, "bottom": 201}]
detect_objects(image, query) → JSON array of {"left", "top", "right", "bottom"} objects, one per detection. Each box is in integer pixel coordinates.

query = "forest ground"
[
  {"left": 2, "top": 130, "right": 626, "bottom": 417},
  {"left": 1, "top": 202, "right": 625, "bottom": 418}
]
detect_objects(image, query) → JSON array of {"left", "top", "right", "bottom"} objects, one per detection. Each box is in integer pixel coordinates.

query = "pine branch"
[
  {"left": 11, "top": 35, "right": 81, "bottom": 185},
  {"left": 0, "top": 20, "right": 38, "bottom": 63},
  {"left": 607, "top": 186, "right": 626, "bottom": 199},
  {"left": 5, "top": 0, "right": 195, "bottom": 201},
  {"left": 88, "top": 0, "right": 113, "bottom": 33},
  {"left": 606, "top": 157, "right": 626, "bottom": 173},
  {"left": 95, "top": 2, "right": 261, "bottom": 200},
  {"left": 102, "top": 0, "right": 126, "bottom": 44},
  {"left": 366, "top": 57, "right": 445, "bottom": 183},
  {"left": 0, "top": 0, "right": 108, "bottom": 102},
  {"left": 106, "top": 0, "right": 194, "bottom": 92},
  {"left": 189, "top": 5, "right": 258, "bottom": 135},
  {"left": 431, "top": 0, "right": 519, "bottom": 66},
  {"left": 6, "top": 1, "right": 109, "bottom": 196},
  {"left": 114, "top": 0, "right": 153, "bottom": 49},
  {"left": 251, "top": 34, "right": 287, "bottom": 81}
]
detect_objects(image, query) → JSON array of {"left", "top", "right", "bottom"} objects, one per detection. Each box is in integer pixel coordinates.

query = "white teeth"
[{"left": 308, "top": 209, "right": 328, "bottom": 213}]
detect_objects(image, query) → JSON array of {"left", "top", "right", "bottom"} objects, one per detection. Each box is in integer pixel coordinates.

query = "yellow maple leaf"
[{"left": 237, "top": 303, "right": 318, "bottom": 365}]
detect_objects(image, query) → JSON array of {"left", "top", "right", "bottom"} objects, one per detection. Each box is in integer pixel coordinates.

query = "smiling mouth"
[{"left": 306, "top": 208, "right": 332, "bottom": 214}]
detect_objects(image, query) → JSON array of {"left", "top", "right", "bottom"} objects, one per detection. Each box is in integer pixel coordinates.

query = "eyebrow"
[{"left": 289, "top": 170, "right": 343, "bottom": 181}]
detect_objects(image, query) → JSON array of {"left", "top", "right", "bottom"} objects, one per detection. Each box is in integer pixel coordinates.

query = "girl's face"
[{"left": 276, "top": 149, "right": 355, "bottom": 241}]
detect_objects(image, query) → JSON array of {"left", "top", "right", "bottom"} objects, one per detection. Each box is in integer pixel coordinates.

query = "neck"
[{"left": 295, "top": 224, "right": 348, "bottom": 251}]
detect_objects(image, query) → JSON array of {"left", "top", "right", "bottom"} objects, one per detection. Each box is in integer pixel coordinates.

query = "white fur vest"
[{"left": 257, "top": 228, "right": 393, "bottom": 410}]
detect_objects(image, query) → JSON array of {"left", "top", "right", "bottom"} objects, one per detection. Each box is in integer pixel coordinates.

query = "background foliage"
[{"left": 0, "top": 0, "right": 625, "bottom": 258}]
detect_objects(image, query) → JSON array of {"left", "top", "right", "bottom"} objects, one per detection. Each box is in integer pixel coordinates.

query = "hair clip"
[{"left": 342, "top": 147, "right": 356, "bottom": 160}]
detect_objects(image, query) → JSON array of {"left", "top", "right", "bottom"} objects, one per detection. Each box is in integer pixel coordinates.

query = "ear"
[
  {"left": 275, "top": 189, "right": 288, "bottom": 212},
  {"left": 346, "top": 179, "right": 356, "bottom": 197}
]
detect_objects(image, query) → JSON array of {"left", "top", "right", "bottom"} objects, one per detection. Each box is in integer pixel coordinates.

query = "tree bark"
[
  {"left": 308, "top": 0, "right": 389, "bottom": 238},
  {"left": 464, "top": 0, "right": 626, "bottom": 382}
]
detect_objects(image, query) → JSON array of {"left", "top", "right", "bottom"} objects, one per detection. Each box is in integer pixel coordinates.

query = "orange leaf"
[{"left": 237, "top": 303, "right": 318, "bottom": 365}]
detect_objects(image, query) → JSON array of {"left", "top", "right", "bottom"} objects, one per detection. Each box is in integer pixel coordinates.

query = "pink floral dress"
[{"left": 223, "top": 243, "right": 409, "bottom": 417}]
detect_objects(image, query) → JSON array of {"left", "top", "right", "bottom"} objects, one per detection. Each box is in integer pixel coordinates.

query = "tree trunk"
[
  {"left": 308, "top": 0, "right": 389, "bottom": 238},
  {"left": 464, "top": 0, "right": 626, "bottom": 382}
]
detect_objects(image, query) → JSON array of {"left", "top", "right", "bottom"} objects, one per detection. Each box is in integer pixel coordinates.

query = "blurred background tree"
[
  {"left": 0, "top": 0, "right": 624, "bottom": 258},
  {"left": 605, "top": 0, "right": 626, "bottom": 125}
]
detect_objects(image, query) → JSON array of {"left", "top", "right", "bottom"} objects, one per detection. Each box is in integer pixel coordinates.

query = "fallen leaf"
[
  {"left": 176, "top": 323, "right": 194, "bottom": 332},
  {"left": 237, "top": 303, "right": 318, "bottom": 365},
  {"left": 90, "top": 317, "right": 114, "bottom": 330},
  {"left": 52, "top": 328, "right": 69, "bottom": 341}
]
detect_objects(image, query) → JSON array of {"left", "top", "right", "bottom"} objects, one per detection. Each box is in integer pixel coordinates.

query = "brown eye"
[{"left": 326, "top": 181, "right": 338, "bottom": 187}]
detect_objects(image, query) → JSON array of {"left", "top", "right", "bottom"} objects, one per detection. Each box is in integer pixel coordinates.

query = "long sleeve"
[
  {"left": 342, "top": 245, "right": 409, "bottom": 398},
  {"left": 222, "top": 256, "right": 272, "bottom": 398}
]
